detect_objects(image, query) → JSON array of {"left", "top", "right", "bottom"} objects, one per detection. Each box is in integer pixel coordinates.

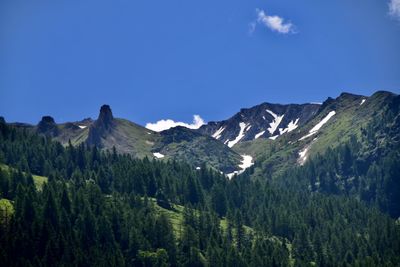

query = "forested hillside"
[{"left": 0, "top": 118, "right": 399, "bottom": 266}]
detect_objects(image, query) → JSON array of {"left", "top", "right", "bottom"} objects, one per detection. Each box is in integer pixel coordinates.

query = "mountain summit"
[
  {"left": 37, "top": 116, "right": 58, "bottom": 137},
  {"left": 87, "top": 105, "right": 115, "bottom": 147},
  {"left": 97, "top": 104, "right": 114, "bottom": 129}
]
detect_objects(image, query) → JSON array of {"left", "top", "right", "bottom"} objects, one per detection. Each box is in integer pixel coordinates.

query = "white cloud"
[
  {"left": 389, "top": 0, "right": 400, "bottom": 19},
  {"left": 254, "top": 9, "right": 295, "bottom": 34},
  {"left": 145, "top": 115, "right": 205, "bottom": 132}
]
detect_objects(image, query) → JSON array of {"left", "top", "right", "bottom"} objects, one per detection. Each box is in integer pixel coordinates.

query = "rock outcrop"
[
  {"left": 37, "top": 116, "right": 59, "bottom": 137},
  {"left": 86, "top": 105, "right": 115, "bottom": 147}
]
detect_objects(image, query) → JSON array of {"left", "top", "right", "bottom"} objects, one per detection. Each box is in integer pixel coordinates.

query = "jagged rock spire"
[
  {"left": 87, "top": 105, "right": 114, "bottom": 146},
  {"left": 97, "top": 105, "right": 114, "bottom": 129}
]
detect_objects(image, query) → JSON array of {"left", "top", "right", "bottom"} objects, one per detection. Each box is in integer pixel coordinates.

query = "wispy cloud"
[
  {"left": 389, "top": 0, "right": 400, "bottom": 20},
  {"left": 145, "top": 115, "right": 205, "bottom": 132},
  {"left": 251, "top": 9, "right": 295, "bottom": 34}
]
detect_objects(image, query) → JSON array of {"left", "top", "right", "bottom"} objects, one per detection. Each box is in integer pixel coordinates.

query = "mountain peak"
[
  {"left": 37, "top": 116, "right": 58, "bottom": 137},
  {"left": 97, "top": 105, "right": 114, "bottom": 128},
  {"left": 99, "top": 104, "right": 113, "bottom": 119},
  {"left": 87, "top": 105, "right": 114, "bottom": 147}
]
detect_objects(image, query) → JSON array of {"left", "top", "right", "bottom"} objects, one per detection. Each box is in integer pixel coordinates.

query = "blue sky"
[{"left": 1, "top": 0, "right": 399, "bottom": 127}]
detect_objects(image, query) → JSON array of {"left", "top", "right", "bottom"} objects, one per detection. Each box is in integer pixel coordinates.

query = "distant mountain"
[
  {"left": 197, "top": 103, "right": 320, "bottom": 147},
  {"left": 3, "top": 90, "right": 398, "bottom": 180},
  {"left": 9, "top": 105, "right": 241, "bottom": 173}
]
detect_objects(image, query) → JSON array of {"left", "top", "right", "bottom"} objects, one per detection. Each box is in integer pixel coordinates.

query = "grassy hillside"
[
  {"left": 234, "top": 91, "right": 400, "bottom": 180},
  {"left": 0, "top": 198, "right": 14, "bottom": 225},
  {"left": 153, "top": 127, "right": 242, "bottom": 173},
  {"left": 0, "top": 163, "right": 48, "bottom": 190}
]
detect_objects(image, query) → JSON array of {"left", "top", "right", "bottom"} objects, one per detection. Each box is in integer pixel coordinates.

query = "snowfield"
[
  {"left": 153, "top": 152, "right": 165, "bottom": 159},
  {"left": 227, "top": 122, "right": 250, "bottom": 148},
  {"left": 279, "top": 118, "right": 299, "bottom": 135},
  {"left": 266, "top": 109, "right": 284, "bottom": 135},
  {"left": 269, "top": 135, "right": 279, "bottom": 140},
  {"left": 212, "top": 127, "right": 225, "bottom": 140},
  {"left": 299, "top": 111, "right": 336, "bottom": 141},
  {"left": 298, "top": 146, "right": 309, "bottom": 165},
  {"left": 254, "top": 131, "right": 266, "bottom": 139},
  {"left": 226, "top": 155, "right": 254, "bottom": 179}
]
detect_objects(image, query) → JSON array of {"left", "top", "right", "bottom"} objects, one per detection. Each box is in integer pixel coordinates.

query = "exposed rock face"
[
  {"left": 98, "top": 105, "right": 114, "bottom": 129},
  {"left": 197, "top": 103, "right": 320, "bottom": 146},
  {"left": 86, "top": 105, "right": 114, "bottom": 147},
  {"left": 37, "top": 116, "right": 59, "bottom": 137}
]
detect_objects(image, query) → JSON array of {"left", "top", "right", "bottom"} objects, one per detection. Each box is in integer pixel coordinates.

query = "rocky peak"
[
  {"left": 37, "top": 116, "right": 58, "bottom": 137},
  {"left": 197, "top": 102, "right": 320, "bottom": 146},
  {"left": 98, "top": 105, "right": 114, "bottom": 128},
  {"left": 87, "top": 105, "right": 114, "bottom": 147}
]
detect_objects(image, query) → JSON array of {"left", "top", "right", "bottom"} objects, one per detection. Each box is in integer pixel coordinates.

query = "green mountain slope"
[
  {"left": 153, "top": 126, "right": 242, "bottom": 173},
  {"left": 234, "top": 91, "right": 399, "bottom": 178}
]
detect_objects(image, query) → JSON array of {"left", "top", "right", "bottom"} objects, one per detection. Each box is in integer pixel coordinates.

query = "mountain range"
[
  {"left": 5, "top": 90, "right": 399, "bottom": 179},
  {"left": 1, "top": 90, "right": 399, "bottom": 266},
  {"left": 2, "top": 91, "right": 399, "bottom": 190}
]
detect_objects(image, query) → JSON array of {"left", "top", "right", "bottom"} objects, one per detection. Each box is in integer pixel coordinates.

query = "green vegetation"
[
  {"left": 1, "top": 163, "right": 47, "bottom": 190},
  {"left": 0, "top": 198, "right": 13, "bottom": 224},
  {"left": 0, "top": 101, "right": 399, "bottom": 267}
]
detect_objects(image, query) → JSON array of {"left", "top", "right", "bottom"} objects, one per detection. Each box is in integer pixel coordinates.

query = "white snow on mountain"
[
  {"left": 254, "top": 131, "right": 266, "bottom": 139},
  {"left": 212, "top": 127, "right": 225, "bottom": 139},
  {"left": 153, "top": 152, "right": 165, "bottom": 159},
  {"left": 298, "top": 138, "right": 318, "bottom": 165},
  {"left": 239, "top": 155, "right": 254, "bottom": 170},
  {"left": 298, "top": 146, "right": 309, "bottom": 165},
  {"left": 299, "top": 111, "right": 336, "bottom": 141},
  {"left": 227, "top": 122, "right": 249, "bottom": 148},
  {"left": 266, "top": 109, "right": 284, "bottom": 135},
  {"left": 360, "top": 99, "right": 366, "bottom": 105},
  {"left": 279, "top": 118, "right": 299, "bottom": 135},
  {"left": 146, "top": 115, "right": 205, "bottom": 132},
  {"left": 226, "top": 155, "right": 254, "bottom": 179},
  {"left": 78, "top": 125, "right": 87, "bottom": 129},
  {"left": 269, "top": 135, "right": 279, "bottom": 140}
]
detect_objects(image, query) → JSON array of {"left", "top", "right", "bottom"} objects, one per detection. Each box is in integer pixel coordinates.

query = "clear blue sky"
[{"left": 1, "top": 0, "right": 399, "bottom": 125}]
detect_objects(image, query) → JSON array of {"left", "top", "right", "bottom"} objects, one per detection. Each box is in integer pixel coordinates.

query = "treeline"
[{"left": 0, "top": 121, "right": 399, "bottom": 266}]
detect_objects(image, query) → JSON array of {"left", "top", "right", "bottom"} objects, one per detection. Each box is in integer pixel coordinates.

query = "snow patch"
[
  {"left": 254, "top": 131, "right": 265, "bottom": 139},
  {"left": 227, "top": 122, "right": 249, "bottom": 148},
  {"left": 212, "top": 127, "right": 225, "bottom": 140},
  {"left": 196, "top": 167, "right": 201, "bottom": 170},
  {"left": 269, "top": 135, "right": 279, "bottom": 140},
  {"left": 78, "top": 125, "right": 87, "bottom": 129},
  {"left": 298, "top": 138, "right": 317, "bottom": 165},
  {"left": 279, "top": 118, "right": 299, "bottom": 135},
  {"left": 226, "top": 155, "right": 254, "bottom": 179},
  {"left": 239, "top": 155, "right": 254, "bottom": 170},
  {"left": 298, "top": 147, "right": 309, "bottom": 165},
  {"left": 153, "top": 152, "right": 165, "bottom": 159},
  {"left": 266, "top": 109, "right": 284, "bottom": 135},
  {"left": 299, "top": 111, "right": 336, "bottom": 141},
  {"left": 360, "top": 99, "right": 366, "bottom": 105}
]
